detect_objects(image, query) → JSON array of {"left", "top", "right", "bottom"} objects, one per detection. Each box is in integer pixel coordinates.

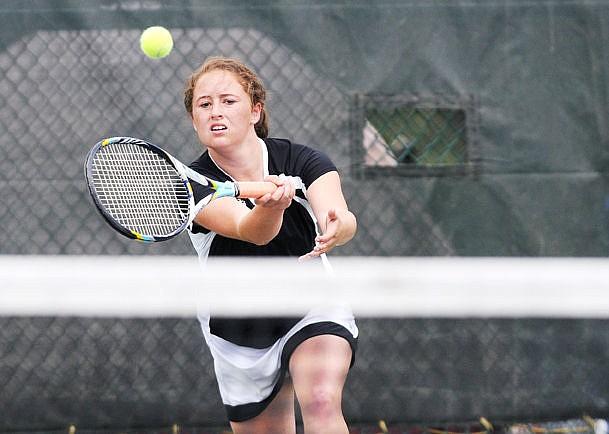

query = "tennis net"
[
  {"left": 2, "top": 255, "right": 609, "bottom": 318},
  {"left": 1, "top": 255, "right": 608, "bottom": 434}
]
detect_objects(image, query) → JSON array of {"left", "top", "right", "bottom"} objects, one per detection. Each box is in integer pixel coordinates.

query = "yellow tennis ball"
[{"left": 140, "top": 26, "right": 173, "bottom": 59}]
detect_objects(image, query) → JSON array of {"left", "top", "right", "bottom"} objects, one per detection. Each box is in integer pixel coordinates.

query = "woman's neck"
[{"left": 208, "top": 136, "right": 264, "bottom": 182}]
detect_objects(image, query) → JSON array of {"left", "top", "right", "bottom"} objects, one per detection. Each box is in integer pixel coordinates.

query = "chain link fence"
[
  {"left": 1, "top": 1, "right": 609, "bottom": 432},
  {"left": 0, "top": 24, "right": 450, "bottom": 256},
  {"left": 0, "top": 10, "right": 456, "bottom": 430}
]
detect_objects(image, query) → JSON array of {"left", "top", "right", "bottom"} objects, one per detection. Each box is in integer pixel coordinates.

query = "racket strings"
[{"left": 90, "top": 142, "right": 190, "bottom": 236}]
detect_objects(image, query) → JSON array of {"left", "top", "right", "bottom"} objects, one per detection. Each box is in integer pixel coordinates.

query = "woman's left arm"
[{"left": 300, "top": 171, "right": 357, "bottom": 260}]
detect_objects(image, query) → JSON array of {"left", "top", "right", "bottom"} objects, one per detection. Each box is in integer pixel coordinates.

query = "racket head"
[{"left": 84, "top": 137, "right": 195, "bottom": 242}]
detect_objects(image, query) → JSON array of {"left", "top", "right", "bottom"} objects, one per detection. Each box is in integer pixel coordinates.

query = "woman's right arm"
[{"left": 193, "top": 174, "right": 294, "bottom": 245}]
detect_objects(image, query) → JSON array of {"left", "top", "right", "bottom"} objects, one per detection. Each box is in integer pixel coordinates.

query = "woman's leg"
[
  {"left": 229, "top": 377, "right": 297, "bottom": 434},
  {"left": 289, "top": 335, "right": 352, "bottom": 434}
]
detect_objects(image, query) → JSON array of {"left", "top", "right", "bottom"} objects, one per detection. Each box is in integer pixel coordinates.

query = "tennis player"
[{"left": 183, "top": 56, "right": 358, "bottom": 434}]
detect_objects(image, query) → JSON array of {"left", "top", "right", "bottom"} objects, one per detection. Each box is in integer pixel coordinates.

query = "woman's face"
[{"left": 190, "top": 69, "right": 261, "bottom": 150}]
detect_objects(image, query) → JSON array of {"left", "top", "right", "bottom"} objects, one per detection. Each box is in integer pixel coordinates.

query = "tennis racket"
[{"left": 84, "top": 136, "right": 277, "bottom": 242}]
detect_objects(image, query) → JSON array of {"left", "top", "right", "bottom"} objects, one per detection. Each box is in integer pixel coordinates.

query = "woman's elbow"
[
  {"left": 237, "top": 214, "right": 282, "bottom": 246},
  {"left": 339, "top": 210, "right": 357, "bottom": 246},
  {"left": 249, "top": 234, "right": 275, "bottom": 246},
  {"left": 241, "top": 226, "right": 281, "bottom": 246}
]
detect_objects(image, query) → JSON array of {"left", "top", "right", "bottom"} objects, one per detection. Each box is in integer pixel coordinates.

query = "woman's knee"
[
  {"left": 289, "top": 335, "right": 351, "bottom": 413},
  {"left": 300, "top": 384, "right": 342, "bottom": 417}
]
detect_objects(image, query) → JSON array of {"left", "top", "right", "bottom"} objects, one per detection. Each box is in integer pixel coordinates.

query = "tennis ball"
[{"left": 140, "top": 26, "right": 173, "bottom": 59}]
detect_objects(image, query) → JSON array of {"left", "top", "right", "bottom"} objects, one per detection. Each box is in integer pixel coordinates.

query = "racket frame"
[{"left": 85, "top": 137, "right": 241, "bottom": 242}]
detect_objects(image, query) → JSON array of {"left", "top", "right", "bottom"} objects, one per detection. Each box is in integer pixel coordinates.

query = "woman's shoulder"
[
  {"left": 264, "top": 136, "right": 293, "bottom": 148},
  {"left": 264, "top": 137, "right": 318, "bottom": 156},
  {"left": 189, "top": 150, "right": 211, "bottom": 168},
  {"left": 189, "top": 150, "right": 229, "bottom": 180},
  {"left": 264, "top": 137, "right": 335, "bottom": 184}
]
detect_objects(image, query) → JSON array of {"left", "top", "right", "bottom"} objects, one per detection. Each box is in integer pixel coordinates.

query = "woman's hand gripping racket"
[{"left": 84, "top": 136, "right": 278, "bottom": 242}]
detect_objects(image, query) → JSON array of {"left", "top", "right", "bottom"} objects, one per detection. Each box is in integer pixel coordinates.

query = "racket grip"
[{"left": 235, "top": 181, "right": 278, "bottom": 198}]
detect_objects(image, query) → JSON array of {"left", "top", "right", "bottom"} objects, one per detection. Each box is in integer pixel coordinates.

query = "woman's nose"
[{"left": 210, "top": 104, "right": 222, "bottom": 118}]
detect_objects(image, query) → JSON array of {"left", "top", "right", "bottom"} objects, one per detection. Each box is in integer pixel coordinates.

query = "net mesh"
[{"left": 1, "top": 256, "right": 608, "bottom": 433}]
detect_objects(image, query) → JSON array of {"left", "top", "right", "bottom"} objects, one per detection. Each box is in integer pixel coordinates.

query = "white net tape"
[{"left": 2, "top": 255, "right": 609, "bottom": 318}]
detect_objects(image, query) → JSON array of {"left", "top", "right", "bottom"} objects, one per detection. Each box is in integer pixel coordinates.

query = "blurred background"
[{"left": 1, "top": 0, "right": 608, "bottom": 432}]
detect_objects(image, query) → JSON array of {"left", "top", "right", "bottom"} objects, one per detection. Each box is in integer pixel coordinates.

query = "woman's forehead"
[{"left": 194, "top": 70, "right": 244, "bottom": 96}]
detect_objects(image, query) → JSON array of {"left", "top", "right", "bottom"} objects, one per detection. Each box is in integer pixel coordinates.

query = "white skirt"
[{"left": 198, "top": 305, "right": 358, "bottom": 422}]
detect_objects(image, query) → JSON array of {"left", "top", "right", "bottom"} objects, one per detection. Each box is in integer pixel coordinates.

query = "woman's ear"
[{"left": 251, "top": 102, "right": 262, "bottom": 124}]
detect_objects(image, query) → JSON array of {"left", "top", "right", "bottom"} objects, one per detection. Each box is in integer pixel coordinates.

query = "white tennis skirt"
[{"left": 198, "top": 305, "right": 358, "bottom": 422}]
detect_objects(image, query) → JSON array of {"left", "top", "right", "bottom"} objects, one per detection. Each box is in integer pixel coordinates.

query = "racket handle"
[{"left": 235, "top": 181, "right": 278, "bottom": 198}]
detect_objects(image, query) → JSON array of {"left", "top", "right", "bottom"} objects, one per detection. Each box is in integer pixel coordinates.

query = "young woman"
[{"left": 184, "top": 56, "right": 358, "bottom": 434}]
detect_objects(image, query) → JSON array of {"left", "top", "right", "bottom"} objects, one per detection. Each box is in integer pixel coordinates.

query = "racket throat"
[{"left": 213, "top": 182, "right": 239, "bottom": 199}]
